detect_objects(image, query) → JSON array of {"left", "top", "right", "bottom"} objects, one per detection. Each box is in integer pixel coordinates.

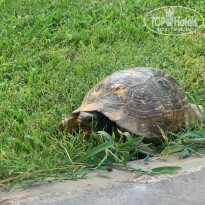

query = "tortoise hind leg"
[{"left": 189, "top": 103, "right": 204, "bottom": 124}]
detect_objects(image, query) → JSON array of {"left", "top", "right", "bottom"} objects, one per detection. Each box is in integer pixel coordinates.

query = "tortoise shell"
[{"left": 66, "top": 67, "right": 194, "bottom": 143}]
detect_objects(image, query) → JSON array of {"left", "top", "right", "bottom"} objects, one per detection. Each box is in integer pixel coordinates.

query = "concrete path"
[{"left": 1, "top": 155, "right": 205, "bottom": 205}]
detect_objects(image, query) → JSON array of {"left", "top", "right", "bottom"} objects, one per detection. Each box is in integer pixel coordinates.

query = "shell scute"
[{"left": 71, "top": 67, "right": 192, "bottom": 142}]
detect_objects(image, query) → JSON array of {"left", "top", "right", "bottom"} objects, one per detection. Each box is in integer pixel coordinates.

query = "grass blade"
[
  {"left": 117, "top": 137, "right": 143, "bottom": 150},
  {"left": 78, "top": 141, "right": 114, "bottom": 162},
  {"left": 97, "top": 131, "right": 113, "bottom": 141}
]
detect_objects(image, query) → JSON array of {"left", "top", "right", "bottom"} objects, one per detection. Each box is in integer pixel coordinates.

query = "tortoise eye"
[{"left": 87, "top": 118, "right": 93, "bottom": 122}]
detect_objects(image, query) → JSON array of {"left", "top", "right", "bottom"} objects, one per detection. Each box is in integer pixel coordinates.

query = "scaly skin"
[{"left": 189, "top": 103, "right": 204, "bottom": 124}]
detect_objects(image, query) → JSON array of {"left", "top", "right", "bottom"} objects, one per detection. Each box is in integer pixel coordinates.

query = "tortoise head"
[
  {"left": 77, "top": 111, "right": 100, "bottom": 129},
  {"left": 59, "top": 111, "right": 115, "bottom": 134}
]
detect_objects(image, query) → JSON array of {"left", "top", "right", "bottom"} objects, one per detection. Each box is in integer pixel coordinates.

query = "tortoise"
[{"left": 59, "top": 67, "right": 204, "bottom": 144}]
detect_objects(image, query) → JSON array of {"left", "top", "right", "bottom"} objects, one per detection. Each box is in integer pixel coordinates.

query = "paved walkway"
[{"left": 1, "top": 155, "right": 205, "bottom": 204}]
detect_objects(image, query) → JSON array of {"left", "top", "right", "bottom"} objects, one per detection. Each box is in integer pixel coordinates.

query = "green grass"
[{"left": 0, "top": 0, "right": 204, "bottom": 188}]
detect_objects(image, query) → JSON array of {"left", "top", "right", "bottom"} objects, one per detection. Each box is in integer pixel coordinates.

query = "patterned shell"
[{"left": 72, "top": 67, "right": 192, "bottom": 142}]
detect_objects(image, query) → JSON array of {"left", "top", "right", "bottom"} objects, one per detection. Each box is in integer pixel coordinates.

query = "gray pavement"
[{"left": 1, "top": 155, "right": 205, "bottom": 205}]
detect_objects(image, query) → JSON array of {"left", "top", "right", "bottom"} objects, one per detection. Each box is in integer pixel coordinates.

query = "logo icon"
[
  {"left": 144, "top": 6, "right": 204, "bottom": 36},
  {"left": 166, "top": 9, "right": 174, "bottom": 26}
]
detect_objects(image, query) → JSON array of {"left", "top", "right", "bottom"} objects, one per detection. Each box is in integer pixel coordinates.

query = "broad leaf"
[
  {"left": 161, "top": 145, "right": 184, "bottom": 156},
  {"left": 78, "top": 141, "right": 114, "bottom": 162},
  {"left": 123, "top": 132, "right": 132, "bottom": 141},
  {"left": 179, "top": 146, "right": 190, "bottom": 159},
  {"left": 134, "top": 168, "right": 144, "bottom": 175},
  {"left": 177, "top": 132, "right": 204, "bottom": 140},
  {"left": 121, "top": 152, "right": 129, "bottom": 165},
  {"left": 151, "top": 166, "right": 181, "bottom": 174}
]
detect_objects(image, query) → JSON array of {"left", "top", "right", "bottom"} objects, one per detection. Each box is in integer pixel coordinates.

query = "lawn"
[{"left": 0, "top": 0, "right": 204, "bottom": 187}]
